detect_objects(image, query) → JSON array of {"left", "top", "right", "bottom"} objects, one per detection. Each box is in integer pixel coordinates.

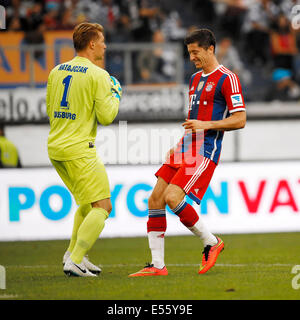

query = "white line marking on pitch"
[
  {"left": 100, "top": 263, "right": 293, "bottom": 267},
  {"left": 0, "top": 294, "right": 18, "bottom": 299},
  {"left": 7, "top": 263, "right": 294, "bottom": 268}
]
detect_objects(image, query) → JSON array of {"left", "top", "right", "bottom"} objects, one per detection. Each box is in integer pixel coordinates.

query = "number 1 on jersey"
[{"left": 60, "top": 75, "right": 73, "bottom": 109}]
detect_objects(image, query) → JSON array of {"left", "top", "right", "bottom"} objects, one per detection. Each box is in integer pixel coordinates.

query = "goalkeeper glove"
[{"left": 110, "top": 76, "right": 122, "bottom": 100}]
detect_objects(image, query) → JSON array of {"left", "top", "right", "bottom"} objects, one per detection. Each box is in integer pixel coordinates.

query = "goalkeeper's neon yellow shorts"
[{"left": 50, "top": 156, "right": 111, "bottom": 205}]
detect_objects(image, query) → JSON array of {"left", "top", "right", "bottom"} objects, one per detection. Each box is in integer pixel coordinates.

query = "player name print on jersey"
[{"left": 58, "top": 64, "right": 88, "bottom": 73}]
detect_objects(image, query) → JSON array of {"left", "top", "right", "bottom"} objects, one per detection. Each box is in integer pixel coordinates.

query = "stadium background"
[{"left": 0, "top": 1, "right": 300, "bottom": 244}]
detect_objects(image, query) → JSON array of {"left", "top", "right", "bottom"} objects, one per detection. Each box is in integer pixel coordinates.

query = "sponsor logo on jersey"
[
  {"left": 230, "top": 94, "right": 244, "bottom": 107},
  {"left": 189, "top": 94, "right": 196, "bottom": 110}
]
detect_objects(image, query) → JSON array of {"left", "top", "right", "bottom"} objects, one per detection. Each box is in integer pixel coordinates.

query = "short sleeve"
[{"left": 221, "top": 73, "right": 246, "bottom": 114}]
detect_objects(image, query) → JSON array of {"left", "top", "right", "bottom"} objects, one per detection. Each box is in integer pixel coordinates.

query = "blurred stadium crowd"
[{"left": 1, "top": 0, "right": 300, "bottom": 102}]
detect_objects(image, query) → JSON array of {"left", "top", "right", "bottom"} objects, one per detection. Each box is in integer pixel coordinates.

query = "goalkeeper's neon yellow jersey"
[{"left": 46, "top": 56, "right": 119, "bottom": 161}]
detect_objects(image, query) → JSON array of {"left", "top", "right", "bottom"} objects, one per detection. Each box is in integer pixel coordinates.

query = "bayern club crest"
[{"left": 205, "top": 82, "right": 215, "bottom": 92}]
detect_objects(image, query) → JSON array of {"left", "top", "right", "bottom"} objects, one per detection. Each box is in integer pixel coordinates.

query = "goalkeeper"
[{"left": 46, "top": 22, "right": 122, "bottom": 277}]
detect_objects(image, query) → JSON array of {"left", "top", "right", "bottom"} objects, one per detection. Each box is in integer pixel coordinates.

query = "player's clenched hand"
[
  {"left": 110, "top": 76, "right": 122, "bottom": 100},
  {"left": 165, "top": 147, "right": 175, "bottom": 161},
  {"left": 182, "top": 119, "right": 212, "bottom": 131}
]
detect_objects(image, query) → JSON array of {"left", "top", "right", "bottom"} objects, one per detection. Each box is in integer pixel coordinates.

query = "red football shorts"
[{"left": 155, "top": 156, "right": 216, "bottom": 203}]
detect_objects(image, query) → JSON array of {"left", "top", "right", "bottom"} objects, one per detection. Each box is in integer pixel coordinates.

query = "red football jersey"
[{"left": 168, "top": 65, "right": 246, "bottom": 167}]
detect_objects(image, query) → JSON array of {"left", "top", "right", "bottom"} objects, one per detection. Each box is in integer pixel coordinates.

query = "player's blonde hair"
[{"left": 73, "top": 22, "right": 104, "bottom": 52}]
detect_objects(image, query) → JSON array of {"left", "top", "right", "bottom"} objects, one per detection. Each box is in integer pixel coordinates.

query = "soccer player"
[
  {"left": 129, "top": 29, "right": 246, "bottom": 277},
  {"left": 46, "top": 22, "right": 122, "bottom": 277}
]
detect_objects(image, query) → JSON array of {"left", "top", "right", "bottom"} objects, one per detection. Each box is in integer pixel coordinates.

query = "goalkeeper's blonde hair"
[{"left": 73, "top": 22, "right": 104, "bottom": 52}]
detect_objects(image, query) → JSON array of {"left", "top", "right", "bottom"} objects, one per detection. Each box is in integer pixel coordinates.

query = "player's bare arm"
[{"left": 182, "top": 111, "right": 246, "bottom": 132}]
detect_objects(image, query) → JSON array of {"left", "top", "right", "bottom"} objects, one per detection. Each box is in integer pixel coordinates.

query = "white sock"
[
  {"left": 148, "top": 231, "right": 165, "bottom": 269},
  {"left": 188, "top": 219, "right": 218, "bottom": 246}
]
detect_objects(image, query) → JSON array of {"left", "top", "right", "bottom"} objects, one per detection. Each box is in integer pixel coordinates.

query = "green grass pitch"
[{"left": 0, "top": 232, "right": 300, "bottom": 300}]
